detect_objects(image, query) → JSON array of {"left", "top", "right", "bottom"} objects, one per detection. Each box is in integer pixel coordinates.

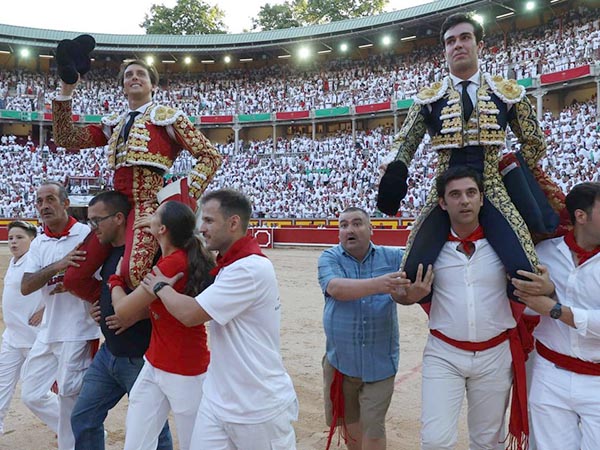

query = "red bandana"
[
  {"left": 44, "top": 216, "right": 78, "bottom": 239},
  {"left": 209, "top": 235, "right": 266, "bottom": 276},
  {"left": 564, "top": 229, "right": 600, "bottom": 266},
  {"left": 447, "top": 225, "right": 485, "bottom": 257}
]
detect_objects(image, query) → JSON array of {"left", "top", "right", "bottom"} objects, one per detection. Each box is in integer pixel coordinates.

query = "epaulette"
[
  {"left": 101, "top": 111, "right": 124, "bottom": 127},
  {"left": 484, "top": 73, "right": 525, "bottom": 104},
  {"left": 149, "top": 105, "right": 185, "bottom": 126},
  {"left": 414, "top": 78, "right": 449, "bottom": 105}
]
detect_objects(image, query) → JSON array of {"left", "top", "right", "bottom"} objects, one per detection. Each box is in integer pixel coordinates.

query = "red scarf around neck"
[
  {"left": 44, "top": 216, "right": 78, "bottom": 239},
  {"left": 564, "top": 229, "right": 600, "bottom": 266},
  {"left": 209, "top": 235, "right": 266, "bottom": 276},
  {"left": 447, "top": 224, "right": 485, "bottom": 245}
]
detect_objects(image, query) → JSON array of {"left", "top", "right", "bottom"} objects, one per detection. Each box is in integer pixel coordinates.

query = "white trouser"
[
  {"left": 421, "top": 335, "right": 512, "bottom": 450},
  {"left": 529, "top": 354, "right": 600, "bottom": 450},
  {"left": 190, "top": 397, "right": 298, "bottom": 450},
  {"left": 21, "top": 339, "right": 91, "bottom": 450},
  {"left": 0, "top": 340, "right": 31, "bottom": 433},
  {"left": 124, "top": 362, "right": 205, "bottom": 450}
]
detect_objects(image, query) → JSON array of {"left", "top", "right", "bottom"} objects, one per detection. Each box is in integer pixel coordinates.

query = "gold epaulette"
[
  {"left": 149, "top": 105, "right": 185, "bottom": 126},
  {"left": 414, "top": 78, "right": 450, "bottom": 105},
  {"left": 484, "top": 73, "right": 525, "bottom": 104},
  {"left": 101, "top": 111, "right": 123, "bottom": 127}
]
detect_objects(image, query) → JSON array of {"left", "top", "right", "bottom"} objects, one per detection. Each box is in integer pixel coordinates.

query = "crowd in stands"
[
  {"left": 0, "top": 5, "right": 598, "bottom": 116},
  {"left": 1, "top": 96, "right": 597, "bottom": 220}
]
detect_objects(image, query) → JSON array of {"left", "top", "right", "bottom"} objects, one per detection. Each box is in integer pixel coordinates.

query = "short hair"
[
  {"left": 201, "top": 189, "right": 252, "bottom": 231},
  {"left": 38, "top": 181, "right": 68, "bottom": 202},
  {"left": 440, "top": 12, "right": 485, "bottom": 46},
  {"left": 436, "top": 165, "right": 484, "bottom": 197},
  {"left": 117, "top": 59, "right": 159, "bottom": 88},
  {"left": 8, "top": 220, "right": 37, "bottom": 239},
  {"left": 565, "top": 182, "right": 600, "bottom": 224},
  {"left": 340, "top": 207, "right": 370, "bottom": 222},
  {"left": 89, "top": 191, "right": 131, "bottom": 217}
]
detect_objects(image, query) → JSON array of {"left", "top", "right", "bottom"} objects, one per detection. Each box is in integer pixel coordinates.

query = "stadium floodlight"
[
  {"left": 358, "top": 43, "right": 373, "bottom": 49},
  {"left": 298, "top": 46, "right": 310, "bottom": 60},
  {"left": 20, "top": 48, "right": 30, "bottom": 58},
  {"left": 525, "top": 1, "right": 535, "bottom": 10},
  {"left": 0, "top": 50, "right": 10, "bottom": 55},
  {"left": 224, "top": 55, "right": 231, "bottom": 64},
  {"left": 145, "top": 56, "right": 155, "bottom": 65},
  {"left": 318, "top": 49, "right": 332, "bottom": 54},
  {"left": 400, "top": 35, "right": 417, "bottom": 42},
  {"left": 201, "top": 59, "right": 215, "bottom": 64},
  {"left": 496, "top": 11, "right": 515, "bottom": 19},
  {"left": 240, "top": 58, "right": 253, "bottom": 62},
  {"left": 162, "top": 60, "right": 176, "bottom": 64},
  {"left": 39, "top": 54, "right": 54, "bottom": 59},
  {"left": 382, "top": 35, "right": 392, "bottom": 46},
  {"left": 473, "top": 14, "right": 484, "bottom": 25},
  {"left": 183, "top": 56, "right": 192, "bottom": 65},
  {"left": 340, "top": 43, "right": 349, "bottom": 53},
  {"left": 278, "top": 54, "right": 292, "bottom": 59}
]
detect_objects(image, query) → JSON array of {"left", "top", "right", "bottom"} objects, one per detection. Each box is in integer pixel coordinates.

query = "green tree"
[
  {"left": 295, "top": 0, "right": 388, "bottom": 24},
  {"left": 252, "top": 2, "right": 301, "bottom": 31},
  {"left": 141, "top": 0, "right": 227, "bottom": 35},
  {"left": 253, "top": 0, "right": 388, "bottom": 30}
]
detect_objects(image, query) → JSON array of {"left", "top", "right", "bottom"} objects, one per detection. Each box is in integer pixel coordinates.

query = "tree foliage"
[
  {"left": 254, "top": 0, "right": 388, "bottom": 31},
  {"left": 252, "top": 2, "right": 301, "bottom": 31},
  {"left": 141, "top": 0, "right": 227, "bottom": 35}
]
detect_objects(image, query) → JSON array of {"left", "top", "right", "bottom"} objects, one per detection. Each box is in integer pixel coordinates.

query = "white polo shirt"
[
  {"left": 196, "top": 254, "right": 297, "bottom": 424},
  {"left": 2, "top": 253, "right": 44, "bottom": 348},
  {"left": 24, "top": 222, "right": 100, "bottom": 343},
  {"left": 534, "top": 237, "right": 600, "bottom": 362},
  {"left": 430, "top": 237, "right": 515, "bottom": 342}
]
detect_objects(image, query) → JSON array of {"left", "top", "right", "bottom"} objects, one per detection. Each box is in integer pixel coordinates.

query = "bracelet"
[
  {"left": 107, "top": 274, "right": 127, "bottom": 292},
  {"left": 152, "top": 281, "right": 170, "bottom": 296}
]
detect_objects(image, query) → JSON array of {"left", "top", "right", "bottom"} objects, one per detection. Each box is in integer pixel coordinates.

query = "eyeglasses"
[{"left": 87, "top": 213, "right": 117, "bottom": 229}]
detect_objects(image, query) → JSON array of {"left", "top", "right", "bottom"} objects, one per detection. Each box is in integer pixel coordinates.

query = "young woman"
[
  {"left": 0, "top": 221, "right": 45, "bottom": 434},
  {"left": 110, "top": 201, "right": 213, "bottom": 450}
]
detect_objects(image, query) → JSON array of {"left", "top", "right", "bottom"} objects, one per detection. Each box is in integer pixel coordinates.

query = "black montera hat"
[{"left": 56, "top": 34, "right": 96, "bottom": 84}]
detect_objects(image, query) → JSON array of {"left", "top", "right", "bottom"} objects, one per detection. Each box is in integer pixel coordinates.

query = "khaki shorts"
[{"left": 322, "top": 356, "right": 395, "bottom": 439}]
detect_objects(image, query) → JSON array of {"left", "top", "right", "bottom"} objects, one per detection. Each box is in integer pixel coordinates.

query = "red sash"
[
  {"left": 430, "top": 328, "right": 509, "bottom": 351},
  {"left": 536, "top": 340, "right": 600, "bottom": 376},
  {"left": 44, "top": 216, "right": 78, "bottom": 238},
  {"left": 564, "top": 230, "right": 600, "bottom": 266}
]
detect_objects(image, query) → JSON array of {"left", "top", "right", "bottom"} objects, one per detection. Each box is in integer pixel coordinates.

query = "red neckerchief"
[
  {"left": 447, "top": 224, "right": 485, "bottom": 245},
  {"left": 564, "top": 229, "right": 600, "bottom": 266},
  {"left": 44, "top": 216, "right": 78, "bottom": 239},
  {"left": 209, "top": 235, "right": 266, "bottom": 276}
]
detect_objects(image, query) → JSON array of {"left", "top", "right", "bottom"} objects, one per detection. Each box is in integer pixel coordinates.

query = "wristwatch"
[
  {"left": 152, "top": 281, "right": 169, "bottom": 296},
  {"left": 549, "top": 302, "right": 563, "bottom": 319}
]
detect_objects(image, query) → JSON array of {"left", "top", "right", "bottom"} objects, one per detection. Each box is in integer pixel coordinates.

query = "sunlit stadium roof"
[{"left": 0, "top": 0, "right": 539, "bottom": 56}]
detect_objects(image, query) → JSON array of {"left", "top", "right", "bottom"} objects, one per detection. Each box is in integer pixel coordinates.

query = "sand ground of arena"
[{"left": 0, "top": 245, "right": 471, "bottom": 449}]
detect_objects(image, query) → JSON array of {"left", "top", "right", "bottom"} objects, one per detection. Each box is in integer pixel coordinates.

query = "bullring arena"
[{"left": 0, "top": 0, "right": 599, "bottom": 448}]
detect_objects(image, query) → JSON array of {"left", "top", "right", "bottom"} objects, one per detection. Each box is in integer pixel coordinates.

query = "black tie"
[
  {"left": 460, "top": 80, "right": 473, "bottom": 121},
  {"left": 122, "top": 111, "right": 140, "bottom": 142}
]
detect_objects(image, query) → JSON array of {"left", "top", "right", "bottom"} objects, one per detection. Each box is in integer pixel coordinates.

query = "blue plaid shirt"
[{"left": 318, "top": 243, "right": 403, "bottom": 382}]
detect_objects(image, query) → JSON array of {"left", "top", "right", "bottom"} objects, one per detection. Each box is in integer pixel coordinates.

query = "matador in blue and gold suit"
[{"left": 378, "top": 72, "right": 559, "bottom": 301}]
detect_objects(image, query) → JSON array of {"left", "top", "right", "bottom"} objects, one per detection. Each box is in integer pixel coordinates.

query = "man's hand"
[
  {"left": 55, "top": 243, "right": 87, "bottom": 272},
  {"left": 89, "top": 300, "right": 101, "bottom": 324},
  {"left": 141, "top": 267, "right": 183, "bottom": 296},
  {"left": 133, "top": 214, "right": 151, "bottom": 231},
  {"left": 376, "top": 271, "right": 411, "bottom": 295},
  {"left": 105, "top": 313, "right": 134, "bottom": 335},
  {"left": 59, "top": 77, "right": 79, "bottom": 97},
  {"left": 512, "top": 265, "right": 555, "bottom": 297},
  {"left": 28, "top": 307, "right": 45, "bottom": 326},
  {"left": 392, "top": 263, "right": 434, "bottom": 305}
]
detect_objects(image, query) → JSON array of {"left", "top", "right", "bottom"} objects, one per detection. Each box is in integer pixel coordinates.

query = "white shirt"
[
  {"left": 534, "top": 237, "right": 600, "bottom": 362},
  {"left": 196, "top": 254, "right": 297, "bottom": 424},
  {"left": 430, "top": 237, "right": 515, "bottom": 342},
  {"left": 24, "top": 222, "right": 100, "bottom": 343},
  {"left": 1, "top": 253, "right": 44, "bottom": 348}
]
